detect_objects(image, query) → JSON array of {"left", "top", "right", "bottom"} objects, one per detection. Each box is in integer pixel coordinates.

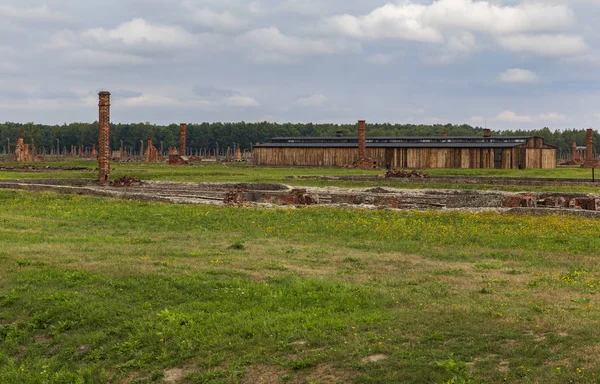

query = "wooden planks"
[{"left": 254, "top": 145, "right": 557, "bottom": 169}]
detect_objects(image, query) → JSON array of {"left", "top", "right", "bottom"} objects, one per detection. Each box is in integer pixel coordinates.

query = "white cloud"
[
  {"left": 420, "top": 0, "right": 574, "bottom": 35},
  {"left": 539, "top": 112, "right": 566, "bottom": 121},
  {"left": 121, "top": 94, "right": 183, "bottom": 108},
  {"left": 324, "top": 4, "right": 443, "bottom": 43},
  {"left": 495, "top": 110, "right": 533, "bottom": 123},
  {"left": 496, "top": 34, "right": 588, "bottom": 57},
  {"left": 187, "top": 7, "right": 246, "bottom": 32},
  {"left": 65, "top": 49, "right": 150, "bottom": 67},
  {"left": 495, "top": 110, "right": 566, "bottom": 123},
  {"left": 323, "top": 1, "right": 585, "bottom": 58},
  {"left": 82, "top": 18, "right": 196, "bottom": 48},
  {"left": 224, "top": 95, "right": 259, "bottom": 107},
  {"left": 238, "top": 27, "right": 361, "bottom": 63},
  {"left": 498, "top": 68, "right": 538, "bottom": 83},
  {"left": 295, "top": 94, "right": 328, "bottom": 107}
]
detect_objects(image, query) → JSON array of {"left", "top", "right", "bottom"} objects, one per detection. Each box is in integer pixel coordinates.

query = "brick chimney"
[
  {"left": 179, "top": 123, "right": 187, "bottom": 157},
  {"left": 441, "top": 132, "right": 447, "bottom": 137},
  {"left": 483, "top": 129, "right": 491, "bottom": 137},
  {"left": 98, "top": 91, "right": 111, "bottom": 185},
  {"left": 358, "top": 120, "right": 366, "bottom": 160},
  {"left": 587, "top": 128, "right": 593, "bottom": 162},
  {"left": 235, "top": 143, "right": 242, "bottom": 161},
  {"left": 18, "top": 131, "right": 23, "bottom": 139}
]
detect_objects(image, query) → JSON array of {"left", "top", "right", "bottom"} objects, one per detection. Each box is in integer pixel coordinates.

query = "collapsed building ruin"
[
  {"left": 14, "top": 132, "right": 33, "bottom": 163},
  {"left": 144, "top": 136, "right": 162, "bottom": 163}
]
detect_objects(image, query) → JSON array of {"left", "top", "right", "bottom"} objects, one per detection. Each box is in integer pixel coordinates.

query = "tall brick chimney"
[
  {"left": 483, "top": 129, "right": 491, "bottom": 137},
  {"left": 587, "top": 128, "right": 593, "bottom": 162},
  {"left": 179, "top": 123, "right": 187, "bottom": 157},
  {"left": 98, "top": 91, "right": 111, "bottom": 185},
  {"left": 442, "top": 132, "right": 447, "bottom": 137},
  {"left": 358, "top": 120, "right": 366, "bottom": 160}
]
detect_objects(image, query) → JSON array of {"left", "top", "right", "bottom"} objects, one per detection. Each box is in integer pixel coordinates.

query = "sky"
[{"left": 1, "top": 0, "right": 599, "bottom": 130}]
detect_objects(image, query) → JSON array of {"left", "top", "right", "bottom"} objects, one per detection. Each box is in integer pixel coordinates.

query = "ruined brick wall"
[
  {"left": 98, "top": 92, "right": 111, "bottom": 185},
  {"left": 358, "top": 120, "right": 366, "bottom": 160},
  {"left": 14, "top": 132, "right": 33, "bottom": 162},
  {"left": 144, "top": 137, "right": 162, "bottom": 162},
  {"left": 587, "top": 129, "right": 593, "bottom": 162},
  {"left": 179, "top": 123, "right": 187, "bottom": 157}
]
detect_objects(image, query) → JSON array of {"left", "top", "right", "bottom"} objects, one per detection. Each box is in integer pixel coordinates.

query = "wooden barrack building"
[{"left": 254, "top": 134, "right": 557, "bottom": 169}]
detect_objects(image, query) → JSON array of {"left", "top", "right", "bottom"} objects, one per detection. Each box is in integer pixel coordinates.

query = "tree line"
[{"left": 0, "top": 121, "right": 596, "bottom": 157}]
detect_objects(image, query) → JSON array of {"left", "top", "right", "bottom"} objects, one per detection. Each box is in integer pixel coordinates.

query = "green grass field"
[
  {"left": 2, "top": 161, "right": 600, "bottom": 383},
  {"left": 2, "top": 184, "right": 600, "bottom": 383}
]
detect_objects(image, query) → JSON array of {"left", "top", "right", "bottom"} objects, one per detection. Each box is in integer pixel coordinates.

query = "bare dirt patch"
[
  {"left": 361, "top": 354, "right": 388, "bottom": 364},
  {"left": 163, "top": 368, "right": 185, "bottom": 383},
  {"left": 305, "top": 363, "right": 353, "bottom": 384},
  {"left": 242, "top": 364, "right": 287, "bottom": 384}
]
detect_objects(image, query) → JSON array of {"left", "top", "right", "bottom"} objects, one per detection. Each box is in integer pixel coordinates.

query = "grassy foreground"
[
  {"left": 2, "top": 190, "right": 600, "bottom": 383},
  {"left": 1, "top": 160, "right": 600, "bottom": 193}
]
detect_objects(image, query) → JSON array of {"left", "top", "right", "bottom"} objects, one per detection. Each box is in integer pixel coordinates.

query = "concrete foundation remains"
[{"left": 3, "top": 180, "right": 600, "bottom": 217}]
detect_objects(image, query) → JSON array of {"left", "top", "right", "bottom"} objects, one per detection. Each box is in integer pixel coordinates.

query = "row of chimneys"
[{"left": 97, "top": 92, "right": 188, "bottom": 185}]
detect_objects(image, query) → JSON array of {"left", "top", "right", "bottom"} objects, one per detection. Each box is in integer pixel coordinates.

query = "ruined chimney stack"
[
  {"left": 483, "top": 129, "right": 491, "bottom": 137},
  {"left": 442, "top": 132, "right": 447, "bottom": 137},
  {"left": 358, "top": 120, "right": 366, "bottom": 160},
  {"left": 18, "top": 131, "right": 24, "bottom": 139},
  {"left": 180, "top": 123, "right": 187, "bottom": 157},
  {"left": 98, "top": 91, "right": 111, "bottom": 185},
  {"left": 587, "top": 128, "right": 593, "bottom": 162},
  {"left": 572, "top": 142, "right": 578, "bottom": 162}
]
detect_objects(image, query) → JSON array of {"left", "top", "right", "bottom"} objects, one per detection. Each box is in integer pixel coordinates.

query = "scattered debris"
[
  {"left": 75, "top": 344, "right": 92, "bottom": 356},
  {"left": 224, "top": 189, "right": 248, "bottom": 205},
  {"left": 384, "top": 170, "right": 428, "bottom": 179},
  {"left": 110, "top": 177, "right": 142, "bottom": 187}
]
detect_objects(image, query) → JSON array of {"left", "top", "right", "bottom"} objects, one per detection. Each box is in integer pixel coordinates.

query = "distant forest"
[{"left": 0, "top": 121, "right": 597, "bottom": 157}]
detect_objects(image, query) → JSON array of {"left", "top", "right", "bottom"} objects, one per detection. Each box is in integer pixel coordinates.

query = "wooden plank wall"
[{"left": 254, "top": 146, "right": 557, "bottom": 169}]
